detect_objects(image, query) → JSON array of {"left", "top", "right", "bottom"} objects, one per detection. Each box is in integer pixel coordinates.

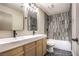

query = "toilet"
[{"left": 47, "top": 39, "right": 55, "bottom": 53}]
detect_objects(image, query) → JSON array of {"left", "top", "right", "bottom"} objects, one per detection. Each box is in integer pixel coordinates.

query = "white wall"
[
  {"left": 72, "top": 3, "right": 79, "bottom": 56},
  {"left": 76, "top": 3, "right": 79, "bottom": 56},
  {"left": 36, "top": 8, "right": 45, "bottom": 34},
  {"left": 0, "top": 6, "right": 45, "bottom": 38},
  {"left": 71, "top": 3, "right": 77, "bottom": 56},
  {"left": 72, "top": 4, "right": 76, "bottom": 39}
]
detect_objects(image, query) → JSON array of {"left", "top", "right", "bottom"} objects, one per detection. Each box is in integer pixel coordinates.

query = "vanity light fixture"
[
  {"left": 28, "top": 3, "right": 38, "bottom": 13},
  {"left": 29, "top": 3, "right": 37, "bottom": 10}
]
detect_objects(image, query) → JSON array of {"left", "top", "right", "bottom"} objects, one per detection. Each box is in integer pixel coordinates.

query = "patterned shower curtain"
[{"left": 48, "top": 12, "right": 71, "bottom": 41}]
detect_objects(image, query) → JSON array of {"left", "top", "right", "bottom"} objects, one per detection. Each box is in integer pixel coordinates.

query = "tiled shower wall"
[{"left": 48, "top": 12, "right": 71, "bottom": 41}]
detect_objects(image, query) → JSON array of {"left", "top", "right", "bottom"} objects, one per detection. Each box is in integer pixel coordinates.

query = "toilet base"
[
  {"left": 47, "top": 45, "right": 54, "bottom": 53},
  {"left": 47, "top": 48, "right": 54, "bottom": 53}
]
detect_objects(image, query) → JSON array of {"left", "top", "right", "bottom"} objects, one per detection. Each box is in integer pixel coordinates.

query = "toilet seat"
[{"left": 47, "top": 39, "right": 55, "bottom": 46}]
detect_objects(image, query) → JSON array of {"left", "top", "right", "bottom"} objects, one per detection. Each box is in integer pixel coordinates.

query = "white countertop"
[{"left": 0, "top": 34, "right": 47, "bottom": 53}]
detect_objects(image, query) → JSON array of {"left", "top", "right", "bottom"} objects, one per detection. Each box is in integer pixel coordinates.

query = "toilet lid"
[{"left": 47, "top": 39, "right": 55, "bottom": 46}]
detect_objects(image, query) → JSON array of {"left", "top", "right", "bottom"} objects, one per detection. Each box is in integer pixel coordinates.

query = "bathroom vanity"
[
  {"left": 0, "top": 4, "right": 47, "bottom": 56},
  {"left": 0, "top": 34, "right": 47, "bottom": 56}
]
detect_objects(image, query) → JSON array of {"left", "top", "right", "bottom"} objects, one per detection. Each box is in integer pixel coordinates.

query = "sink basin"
[{"left": 0, "top": 38, "right": 15, "bottom": 44}]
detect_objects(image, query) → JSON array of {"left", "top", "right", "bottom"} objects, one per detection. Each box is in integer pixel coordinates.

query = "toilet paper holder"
[
  {"left": 72, "top": 38, "right": 78, "bottom": 42},
  {"left": 72, "top": 38, "right": 79, "bottom": 44}
]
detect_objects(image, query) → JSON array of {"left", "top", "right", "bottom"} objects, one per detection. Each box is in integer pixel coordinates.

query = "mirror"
[
  {"left": 0, "top": 3, "right": 24, "bottom": 30},
  {"left": 27, "top": 10, "right": 37, "bottom": 31},
  {"left": 0, "top": 11, "right": 12, "bottom": 30}
]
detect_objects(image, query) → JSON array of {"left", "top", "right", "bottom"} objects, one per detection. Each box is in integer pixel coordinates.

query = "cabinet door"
[
  {"left": 36, "top": 39, "right": 43, "bottom": 56},
  {"left": 42, "top": 38, "right": 47, "bottom": 55},
  {"left": 0, "top": 46, "right": 24, "bottom": 56},
  {"left": 24, "top": 47, "right": 36, "bottom": 56},
  {"left": 24, "top": 42, "right": 36, "bottom": 56}
]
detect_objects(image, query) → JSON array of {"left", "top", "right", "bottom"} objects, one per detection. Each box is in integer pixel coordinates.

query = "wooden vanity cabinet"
[
  {"left": 23, "top": 38, "right": 47, "bottom": 56},
  {"left": 0, "top": 46, "right": 24, "bottom": 56},
  {"left": 0, "top": 38, "right": 47, "bottom": 56},
  {"left": 42, "top": 38, "right": 47, "bottom": 55},
  {"left": 36, "top": 39, "right": 47, "bottom": 56},
  {"left": 36, "top": 39, "right": 43, "bottom": 56}
]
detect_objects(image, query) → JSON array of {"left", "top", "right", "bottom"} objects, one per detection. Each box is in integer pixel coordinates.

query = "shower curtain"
[{"left": 48, "top": 12, "right": 71, "bottom": 41}]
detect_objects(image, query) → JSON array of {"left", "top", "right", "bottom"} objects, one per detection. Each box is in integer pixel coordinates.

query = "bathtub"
[{"left": 52, "top": 40, "right": 71, "bottom": 51}]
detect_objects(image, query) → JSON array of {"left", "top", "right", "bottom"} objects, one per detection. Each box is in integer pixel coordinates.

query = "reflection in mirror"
[
  {"left": 0, "top": 3, "right": 24, "bottom": 31},
  {"left": 0, "top": 11, "right": 12, "bottom": 30},
  {"left": 28, "top": 10, "right": 37, "bottom": 31},
  {"left": 27, "top": 9, "right": 37, "bottom": 35},
  {"left": 27, "top": 5, "right": 37, "bottom": 32}
]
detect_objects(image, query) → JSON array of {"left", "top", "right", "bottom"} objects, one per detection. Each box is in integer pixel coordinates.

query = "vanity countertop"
[{"left": 0, "top": 34, "right": 47, "bottom": 53}]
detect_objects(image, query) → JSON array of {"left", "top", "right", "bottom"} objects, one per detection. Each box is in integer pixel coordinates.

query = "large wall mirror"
[
  {"left": 0, "top": 3, "right": 24, "bottom": 31},
  {"left": 27, "top": 3, "right": 38, "bottom": 33},
  {"left": 0, "top": 11, "right": 12, "bottom": 30},
  {"left": 27, "top": 10, "right": 37, "bottom": 31}
]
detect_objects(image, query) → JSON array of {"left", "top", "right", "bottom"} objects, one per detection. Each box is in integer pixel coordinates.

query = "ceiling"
[
  {"left": 0, "top": 3, "right": 24, "bottom": 12},
  {"left": 0, "top": 3, "right": 70, "bottom": 15},
  {"left": 37, "top": 3, "right": 70, "bottom": 15}
]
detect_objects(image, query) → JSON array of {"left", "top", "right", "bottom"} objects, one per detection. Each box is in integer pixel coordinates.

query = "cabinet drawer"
[
  {"left": 24, "top": 42, "right": 36, "bottom": 48},
  {"left": 0, "top": 46, "right": 24, "bottom": 56}
]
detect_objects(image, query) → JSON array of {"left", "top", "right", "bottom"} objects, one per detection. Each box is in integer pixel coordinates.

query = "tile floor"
[{"left": 45, "top": 48, "right": 72, "bottom": 56}]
